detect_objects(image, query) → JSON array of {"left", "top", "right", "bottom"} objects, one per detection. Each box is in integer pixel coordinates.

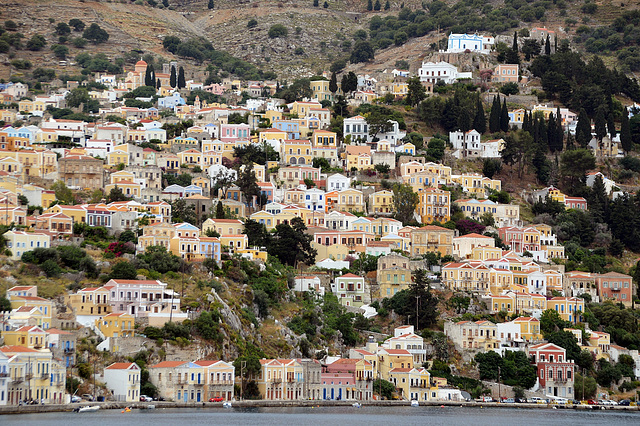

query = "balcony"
[
  {"left": 41, "top": 373, "right": 49, "bottom": 379},
  {"left": 209, "top": 380, "right": 234, "bottom": 386},
  {"left": 24, "top": 373, "right": 33, "bottom": 380},
  {"left": 0, "top": 372, "right": 8, "bottom": 378},
  {"left": 194, "top": 381, "right": 204, "bottom": 386},
  {"left": 611, "top": 287, "right": 620, "bottom": 292},
  {"left": 64, "top": 348, "right": 75, "bottom": 354},
  {"left": 271, "top": 378, "right": 282, "bottom": 385}
]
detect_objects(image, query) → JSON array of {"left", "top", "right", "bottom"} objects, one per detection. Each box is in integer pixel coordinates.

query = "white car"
[{"left": 140, "top": 395, "right": 153, "bottom": 402}]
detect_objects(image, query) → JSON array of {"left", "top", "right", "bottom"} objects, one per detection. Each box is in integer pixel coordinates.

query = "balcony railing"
[
  {"left": 64, "top": 348, "right": 75, "bottom": 354},
  {"left": 209, "top": 380, "right": 234, "bottom": 385},
  {"left": 0, "top": 372, "right": 8, "bottom": 377},
  {"left": 12, "top": 378, "right": 23, "bottom": 384},
  {"left": 41, "top": 373, "right": 49, "bottom": 379}
]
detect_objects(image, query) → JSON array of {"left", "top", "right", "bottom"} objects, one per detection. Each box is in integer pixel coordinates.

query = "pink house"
[
  {"left": 493, "top": 64, "right": 519, "bottom": 83},
  {"left": 204, "top": 83, "right": 225, "bottom": 96},
  {"left": 528, "top": 342, "right": 574, "bottom": 399},
  {"left": 219, "top": 123, "right": 250, "bottom": 143}
]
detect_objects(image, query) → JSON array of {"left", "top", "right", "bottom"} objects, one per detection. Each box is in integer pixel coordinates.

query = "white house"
[
  {"left": 84, "top": 139, "right": 115, "bottom": 158},
  {"left": 327, "top": 173, "right": 351, "bottom": 192},
  {"left": 103, "top": 362, "right": 140, "bottom": 402},
  {"left": 527, "top": 270, "right": 547, "bottom": 296},
  {"left": 586, "top": 172, "right": 617, "bottom": 195},
  {"left": 418, "top": 61, "right": 473, "bottom": 85},
  {"left": 446, "top": 33, "right": 494, "bottom": 54},
  {"left": 293, "top": 275, "right": 325, "bottom": 296},
  {"left": 304, "top": 188, "right": 326, "bottom": 213},
  {"left": 343, "top": 115, "right": 405, "bottom": 144},
  {"left": 316, "top": 258, "right": 350, "bottom": 270}
]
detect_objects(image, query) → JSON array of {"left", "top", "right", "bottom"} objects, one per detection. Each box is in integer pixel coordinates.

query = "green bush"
[{"left": 268, "top": 24, "right": 288, "bottom": 38}]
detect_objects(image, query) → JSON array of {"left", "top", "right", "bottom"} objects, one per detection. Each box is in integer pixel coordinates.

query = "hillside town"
[{"left": 0, "top": 23, "right": 640, "bottom": 410}]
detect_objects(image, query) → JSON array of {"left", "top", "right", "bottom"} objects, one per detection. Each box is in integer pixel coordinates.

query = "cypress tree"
[
  {"left": 607, "top": 113, "right": 616, "bottom": 139},
  {"left": 594, "top": 107, "right": 607, "bottom": 141},
  {"left": 329, "top": 71, "right": 338, "bottom": 94},
  {"left": 575, "top": 108, "right": 591, "bottom": 147},
  {"left": 489, "top": 95, "right": 500, "bottom": 133},
  {"left": 384, "top": 0, "right": 390, "bottom": 9},
  {"left": 170, "top": 66, "right": 177, "bottom": 88},
  {"left": 621, "top": 107, "right": 632, "bottom": 154},
  {"left": 500, "top": 98, "right": 509, "bottom": 132},
  {"left": 512, "top": 31, "right": 518, "bottom": 53},
  {"left": 156, "top": 78, "right": 161, "bottom": 90},
  {"left": 216, "top": 201, "right": 225, "bottom": 219},
  {"left": 473, "top": 94, "right": 486, "bottom": 134},
  {"left": 565, "top": 131, "right": 575, "bottom": 150},
  {"left": 556, "top": 107, "right": 564, "bottom": 151},
  {"left": 177, "top": 66, "right": 186, "bottom": 89},
  {"left": 522, "top": 110, "right": 530, "bottom": 134},
  {"left": 208, "top": 0, "right": 214, "bottom": 9},
  {"left": 545, "top": 35, "right": 551, "bottom": 55},
  {"left": 547, "top": 112, "right": 556, "bottom": 152},
  {"left": 374, "top": 0, "right": 381, "bottom": 10},
  {"left": 144, "top": 63, "right": 154, "bottom": 87},
  {"left": 367, "top": 0, "right": 372, "bottom": 10}
]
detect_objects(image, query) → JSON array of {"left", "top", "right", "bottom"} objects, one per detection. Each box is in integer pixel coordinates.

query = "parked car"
[
  {"left": 71, "top": 395, "right": 82, "bottom": 403},
  {"left": 482, "top": 396, "right": 494, "bottom": 402},
  {"left": 140, "top": 395, "right": 153, "bottom": 402},
  {"left": 619, "top": 399, "right": 631, "bottom": 406},
  {"left": 598, "top": 399, "right": 612, "bottom": 405},
  {"left": 504, "top": 398, "right": 515, "bottom": 403},
  {"left": 555, "top": 398, "right": 568, "bottom": 405},
  {"left": 515, "top": 398, "right": 527, "bottom": 403},
  {"left": 609, "top": 400, "right": 618, "bottom": 406},
  {"left": 81, "top": 394, "right": 94, "bottom": 401},
  {"left": 209, "top": 397, "right": 224, "bottom": 402},
  {"left": 587, "top": 399, "right": 598, "bottom": 405}
]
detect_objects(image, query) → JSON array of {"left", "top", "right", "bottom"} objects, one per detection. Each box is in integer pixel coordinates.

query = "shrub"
[
  {"left": 247, "top": 18, "right": 258, "bottom": 28},
  {"left": 268, "top": 24, "right": 288, "bottom": 38}
]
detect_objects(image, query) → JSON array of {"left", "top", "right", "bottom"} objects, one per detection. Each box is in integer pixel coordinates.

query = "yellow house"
[
  {"left": 451, "top": 173, "right": 501, "bottom": 197},
  {"left": 1, "top": 345, "right": 66, "bottom": 404},
  {"left": 202, "top": 218, "right": 244, "bottom": 235},
  {"left": 549, "top": 297, "right": 584, "bottom": 323},
  {"left": 220, "top": 234, "right": 248, "bottom": 251},
  {"left": 259, "top": 128, "right": 288, "bottom": 144},
  {"left": 388, "top": 367, "right": 435, "bottom": 402},
  {"left": 370, "top": 190, "right": 394, "bottom": 215},
  {"left": 265, "top": 109, "right": 283, "bottom": 124},
  {"left": 312, "top": 130, "right": 337, "bottom": 147},
  {"left": 471, "top": 245, "right": 503, "bottom": 261},
  {"left": 282, "top": 139, "right": 313, "bottom": 166},
  {"left": 0, "top": 109, "right": 17, "bottom": 122},
  {"left": 2, "top": 325, "right": 48, "bottom": 349},
  {"left": 378, "top": 266, "right": 412, "bottom": 298},
  {"left": 10, "top": 295, "right": 54, "bottom": 329},
  {"left": 409, "top": 225, "right": 454, "bottom": 257},
  {"left": 44, "top": 204, "right": 87, "bottom": 224},
  {"left": 65, "top": 286, "right": 112, "bottom": 317},
  {"left": 513, "top": 316, "right": 543, "bottom": 341},
  {"left": 416, "top": 188, "right": 450, "bottom": 224},
  {"left": 3, "top": 230, "right": 51, "bottom": 260},
  {"left": 105, "top": 181, "right": 142, "bottom": 199},
  {"left": 138, "top": 222, "right": 176, "bottom": 251},
  {"left": 311, "top": 241, "right": 350, "bottom": 262},
  {"left": 289, "top": 101, "right": 322, "bottom": 118},
  {"left": 378, "top": 348, "right": 415, "bottom": 380},
  {"left": 335, "top": 188, "right": 366, "bottom": 213},
  {"left": 96, "top": 312, "right": 135, "bottom": 338},
  {"left": 236, "top": 247, "right": 268, "bottom": 261},
  {"left": 107, "top": 150, "right": 130, "bottom": 167}
]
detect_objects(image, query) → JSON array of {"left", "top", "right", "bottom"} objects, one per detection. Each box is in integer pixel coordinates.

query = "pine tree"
[
  {"left": 545, "top": 35, "right": 551, "bottom": 55},
  {"left": 621, "top": 107, "right": 632, "bottom": 154},
  {"left": 500, "top": 98, "right": 509, "bottom": 132},
  {"left": 170, "top": 66, "right": 177, "bottom": 88},
  {"left": 607, "top": 113, "right": 616, "bottom": 139},
  {"left": 177, "top": 66, "right": 186, "bottom": 89},
  {"left": 489, "top": 95, "right": 500, "bottom": 133},
  {"left": 313, "top": 0, "right": 319, "bottom": 6},
  {"left": 374, "top": 0, "right": 381, "bottom": 10},
  {"left": 367, "top": 0, "right": 372, "bottom": 10},
  {"left": 473, "top": 94, "right": 486, "bottom": 134},
  {"left": 208, "top": 0, "right": 214, "bottom": 9},
  {"left": 594, "top": 107, "right": 607, "bottom": 141},
  {"left": 329, "top": 71, "right": 338, "bottom": 94},
  {"left": 575, "top": 108, "right": 591, "bottom": 147}
]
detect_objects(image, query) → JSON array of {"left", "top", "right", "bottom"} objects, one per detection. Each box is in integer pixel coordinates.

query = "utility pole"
[
  {"left": 497, "top": 366, "right": 501, "bottom": 402},
  {"left": 240, "top": 360, "right": 246, "bottom": 400},
  {"left": 415, "top": 294, "right": 420, "bottom": 331}
]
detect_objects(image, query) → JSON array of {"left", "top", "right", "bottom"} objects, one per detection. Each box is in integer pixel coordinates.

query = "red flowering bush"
[{"left": 104, "top": 241, "right": 136, "bottom": 258}]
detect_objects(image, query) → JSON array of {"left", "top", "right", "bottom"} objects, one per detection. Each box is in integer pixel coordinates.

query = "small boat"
[
  {"left": 145, "top": 405, "right": 156, "bottom": 410},
  {"left": 411, "top": 400, "right": 419, "bottom": 407},
  {"left": 352, "top": 402, "right": 361, "bottom": 408},
  {"left": 77, "top": 405, "right": 100, "bottom": 413},
  {"left": 223, "top": 402, "right": 232, "bottom": 408}
]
